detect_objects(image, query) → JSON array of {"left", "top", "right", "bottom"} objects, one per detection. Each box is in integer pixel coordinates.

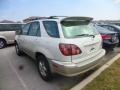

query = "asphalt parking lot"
[{"left": 0, "top": 46, "right": 120, "bottom": 90}]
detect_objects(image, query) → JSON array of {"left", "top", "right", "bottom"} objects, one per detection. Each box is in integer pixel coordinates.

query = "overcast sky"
[{"left": 0, "top": 0, "right": 120, "bottom": 21}]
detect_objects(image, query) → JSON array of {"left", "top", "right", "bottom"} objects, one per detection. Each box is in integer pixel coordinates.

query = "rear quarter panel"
[{"left": 33, "top": 37, "right": 72, "bottom": 62}]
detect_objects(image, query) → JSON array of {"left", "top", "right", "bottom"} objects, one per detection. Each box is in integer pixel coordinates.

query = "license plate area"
[{"left": 84, "top": 43, "right": 99, "bottom": 54}]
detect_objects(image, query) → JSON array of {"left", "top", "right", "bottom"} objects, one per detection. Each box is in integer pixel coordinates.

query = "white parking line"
[{"left": 7, "top": 58, "right": 29, "bottom": 90}]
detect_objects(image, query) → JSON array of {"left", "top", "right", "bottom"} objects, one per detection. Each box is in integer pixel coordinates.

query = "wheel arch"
[
  {"left": 35, "top": 48, "right": 54, "bottom": 61},
  {"left": 35, "top": 52, "right": 52, "bottom": 69},
  {"left": 35, "top": 52, "right": 47, "bottom": 61},
  {"left": 14, "top": 40, "right": 17, "bottom": 44},
  {"left": 0, "top": 38, "right": 7, "bottom": 44}
]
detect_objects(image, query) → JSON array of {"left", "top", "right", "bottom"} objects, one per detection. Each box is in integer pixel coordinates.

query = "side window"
[
  {"left": 43, "top": 21, "right": 59, "bottom": 38},
  {"left": 22, "top": 23, "right": 30, "bottom": 35},
  {"left": 28, "top": 22, "right": 40, "bottom": 36},
  {"left": 102, "top": 25, "right": 108, "bottom": 29},
  {"left": 101, "top": 25, "right": 112, "bottom": 31},
  {"left": 107, "top": 26, "right": 115, "bottom": 31}
]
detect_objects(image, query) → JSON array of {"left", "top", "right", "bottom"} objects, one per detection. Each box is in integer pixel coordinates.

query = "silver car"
[{"left": 0, "top": 23, "right": 22, "bottom": 49}]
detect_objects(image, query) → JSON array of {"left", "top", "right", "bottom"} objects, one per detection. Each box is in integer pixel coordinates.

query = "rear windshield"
[{"left": 61, "top": 21, "right": 98, "bottom": 38}]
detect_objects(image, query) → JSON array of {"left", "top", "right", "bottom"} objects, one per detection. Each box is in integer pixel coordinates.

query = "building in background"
[
  {"left": 93, "top": 20, "right": 120, "bottom": 26},
  {"left": 0, "top": 20, "right": 22, "bottom": 23}
]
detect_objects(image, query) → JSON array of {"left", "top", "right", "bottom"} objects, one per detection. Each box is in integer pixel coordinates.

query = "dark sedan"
[
  {"left": 98, "top": 24, "right": 120, "bottom": 46},
  {"left": 94, "top": 25, "right": 119, "bottom": 50}
]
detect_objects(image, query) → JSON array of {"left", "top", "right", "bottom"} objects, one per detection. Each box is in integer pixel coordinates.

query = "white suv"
[{"left": 15, "top": 16, "right": 105, "bottom": 81}]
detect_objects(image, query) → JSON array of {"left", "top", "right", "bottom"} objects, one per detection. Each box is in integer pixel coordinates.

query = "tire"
[
  {"left": 15, "top": 43, "right": 23, "bottom": 56},
  {"left": 0, "top": 39, "right": 6, "bottom": 49},
  {"left": 37, "top": 55, "right": 52, "bottom": 81}
]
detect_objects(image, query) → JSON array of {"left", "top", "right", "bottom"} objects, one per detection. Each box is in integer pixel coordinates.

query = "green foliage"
[{"left": 83, "top": 59, "right": 120, "bottom": 90}]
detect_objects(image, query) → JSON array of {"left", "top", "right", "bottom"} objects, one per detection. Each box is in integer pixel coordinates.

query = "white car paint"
[
  {"left": 0, "top": 31, "right": 15, "bottom": 44},
  {"left": 15, "top": 17, "right": 106, "bottom": 77}
]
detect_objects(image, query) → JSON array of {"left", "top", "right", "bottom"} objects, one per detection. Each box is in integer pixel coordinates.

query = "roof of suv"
[{"left": 24, "top": 16, "right": 93, "bottom": 23}]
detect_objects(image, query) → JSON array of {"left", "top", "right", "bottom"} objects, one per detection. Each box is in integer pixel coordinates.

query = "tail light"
[
  {"left": 101, "top": 35, "right": 112, "bottom": 40},
  {"left": 59, "top": 43, "right": 81, "bottom": 56}
]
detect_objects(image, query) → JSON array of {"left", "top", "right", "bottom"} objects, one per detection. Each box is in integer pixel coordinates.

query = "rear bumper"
[
  {"left": 103, "top": 39, "right": 119, "bottom": 48},
  {"left": 103, "top": 42, "right": 118, "bottom": 49},
  {"left": 50, "top": 49, "right": 105, "bottom": 77}
]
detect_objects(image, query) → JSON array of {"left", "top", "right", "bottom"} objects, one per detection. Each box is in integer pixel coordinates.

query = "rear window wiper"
[{"left": 75, "top": 34, "right": 95, "bottom": 38}]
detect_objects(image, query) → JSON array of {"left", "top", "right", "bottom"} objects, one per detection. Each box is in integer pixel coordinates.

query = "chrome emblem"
[{"left": 90, "top": 47, "right": 95, "bottom": 51}]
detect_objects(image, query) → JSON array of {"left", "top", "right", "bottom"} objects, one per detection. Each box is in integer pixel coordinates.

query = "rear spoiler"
[{"left": 61, "top": 17, "right": 93, "bottom": 22}]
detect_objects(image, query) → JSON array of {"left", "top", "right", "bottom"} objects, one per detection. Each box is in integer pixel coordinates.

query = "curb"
[{"left": 70, "top": 53, "right": 120, "bottom": 90}]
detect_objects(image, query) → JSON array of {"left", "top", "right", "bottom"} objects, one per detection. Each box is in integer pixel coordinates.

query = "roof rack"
[
  {"left": 23, "top": 16, "right": 49, "bottom": 23},
  {"left": 23, "top": 16, "right": 68, "bottom": 23},
  {"left": 48, "top": 16, "right": 68, "bottom": 19}
]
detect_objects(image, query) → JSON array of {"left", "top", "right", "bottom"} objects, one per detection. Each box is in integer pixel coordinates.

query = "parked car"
[
  {"left": 98, "top": 24, "right": 120, "bottom": 46},
  {"left": 0, "top": 23, "right": 23, "bottom": 49},
  {"left": 94, "top": 25, "right": 119, "bottom": 50},
  {"left": 15, "top": 16, "right": 105, "bottom": 81}
]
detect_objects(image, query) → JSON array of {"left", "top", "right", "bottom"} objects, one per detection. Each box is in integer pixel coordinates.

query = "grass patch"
[
  {"left": 83, "top": 59, "right": 120, "bottom": 90},
  {"left": 60, "top": 69, "right": 95, "bottom": 90}
]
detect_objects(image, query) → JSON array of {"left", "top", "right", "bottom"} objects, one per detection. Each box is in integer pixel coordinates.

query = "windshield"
[{"left": 61, "top": 21, "right": 99, "bottom": 38}]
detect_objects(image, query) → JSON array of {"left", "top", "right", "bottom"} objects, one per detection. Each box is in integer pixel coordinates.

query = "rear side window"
[
  {"left": 43, "top": 21, "right": 59, "bottom": 38},
  {"left": 101, "top": 25, "right": 110, "bottom": 29},
  {"left": 22, "top": 23, "right": 30, "bottom": 35},
  {"left": 102, "top": 25, "right": 115, "bottom": 31},
  {"left": 28, "top": 22, "right": 40, "bottom": 36},
  {"left": 108, "top": 26, "right": 116, "bottom": 31}
]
